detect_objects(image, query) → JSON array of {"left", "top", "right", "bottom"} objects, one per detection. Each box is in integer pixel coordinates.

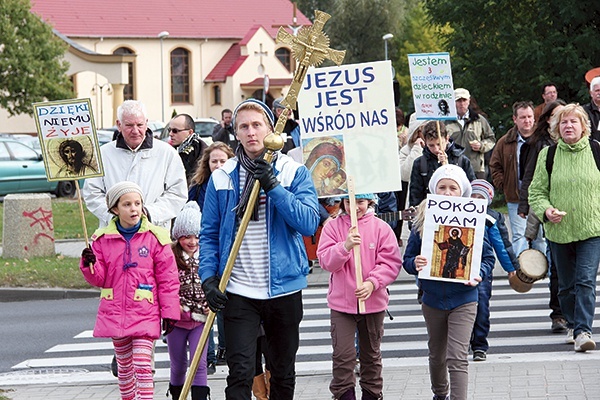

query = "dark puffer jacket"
[{"left": 408, "top": 140, "right": 476, "bottom": 207}]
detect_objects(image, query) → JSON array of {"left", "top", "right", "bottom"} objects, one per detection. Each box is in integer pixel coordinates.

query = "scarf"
[{"left": 235, "top": 145, "right": 278, "bottom": 221}]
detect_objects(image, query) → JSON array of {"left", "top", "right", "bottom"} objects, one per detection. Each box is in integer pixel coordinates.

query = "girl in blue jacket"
[{"left": 403, "top": 165, "right": 495, "bottom": 400}]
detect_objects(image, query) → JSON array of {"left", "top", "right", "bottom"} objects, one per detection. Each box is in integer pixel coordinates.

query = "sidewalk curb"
[{"left": 0, "top": 288, "right": 99, "bottom": 303}]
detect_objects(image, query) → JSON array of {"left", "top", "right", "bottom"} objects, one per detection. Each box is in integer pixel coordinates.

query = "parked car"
[
  {"left": 96, "top": 129, "right": 115, "bottom": 145},
  {"left": 15, "top": 135, "right": 42, "bottom": 152},
  {"left": 158, "top": 117, "right": 218, "bottom": 145},
  {"left": 0, "top": 138, "right": 76, "bottom": 197}
]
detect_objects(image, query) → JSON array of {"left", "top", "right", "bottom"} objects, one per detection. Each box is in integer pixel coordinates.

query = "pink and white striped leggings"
[{"left": 113, "top": 336, "right": 154, "bottom": 400}]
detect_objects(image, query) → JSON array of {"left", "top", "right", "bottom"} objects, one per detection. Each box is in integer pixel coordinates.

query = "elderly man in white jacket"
[{"left": 83, "top": 100, "right": 187, "bottom": 229}]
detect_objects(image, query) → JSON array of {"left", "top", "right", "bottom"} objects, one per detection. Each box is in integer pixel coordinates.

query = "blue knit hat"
[
  {"left": 341, "top": 193, "right": 377, "bottom": 201},
  {"left": 232, "top": 99, "right": 275, "bottom": 131}
]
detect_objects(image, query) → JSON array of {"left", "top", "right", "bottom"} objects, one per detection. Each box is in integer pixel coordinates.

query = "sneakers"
[
  {"left": 473, "top": 350, "right": 487, "bottom": 362},
  {"left": 216, "top": 348, "right": 227, "bottom": 365},
  {"left": 574, "top": 332, "right": 596, "bottom": 352},
  {"left": 433, "top": 395, "right": 449, "bottom": 400},
  {"left": 551, "top": 318, "right": 568, "bottom": 333},
  {"left": 207, "top": 362, "right": 216, "bottom": 375},
  {"left": 565, "top": 328, "right": 575, "bottom": 344}
]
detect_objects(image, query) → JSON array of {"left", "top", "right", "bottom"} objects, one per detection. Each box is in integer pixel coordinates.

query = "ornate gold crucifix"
[{"left": 275, "top": 10, "right": 346, "bottom": 112}]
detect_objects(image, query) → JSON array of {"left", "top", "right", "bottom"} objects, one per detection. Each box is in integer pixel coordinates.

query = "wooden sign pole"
[{"left": 347, "top": 176, "right": 365, "bottom": 314}]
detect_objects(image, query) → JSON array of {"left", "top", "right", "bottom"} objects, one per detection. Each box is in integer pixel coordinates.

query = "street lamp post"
[
  {"left": 382, "top": 33, "right": 394, "bottom": 61},
  {"left": 158, "top": 31, "right": 169, "bottom": 122}
]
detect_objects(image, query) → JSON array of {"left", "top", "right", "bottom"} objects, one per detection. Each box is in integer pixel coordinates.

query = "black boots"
[
  {"left": 167, "top": 385, "right": 210, "bottom": 400},
  {"left": 167, "top": 384, "right": 183, "bottom": 400},
  {"left": 191, "top": 385, "right": 211, "bottom": 400}
]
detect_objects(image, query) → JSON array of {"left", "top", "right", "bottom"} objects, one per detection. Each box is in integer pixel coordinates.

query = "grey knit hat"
[
  {"left": 172, "top": 201, "right": 202, "bottom": 240},
  {"left": 106, "top": 181, "right": 144, "bottom": 212},
  {"left": 470, "top": 179, "right": 494, "bottom": 205}
]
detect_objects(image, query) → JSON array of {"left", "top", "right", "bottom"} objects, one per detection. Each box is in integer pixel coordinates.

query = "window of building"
[
  {"left": 171, "top": 48, "right": 190, "bottom": 104},
  {"left": 113, "top": 47, "right": 135, "bottom": 100},
  {"left": 213, "top": 85, "right": 221, "bottom": 105},
  {"left": 275, "top": 47, "right": 291, "bottom": 72}
]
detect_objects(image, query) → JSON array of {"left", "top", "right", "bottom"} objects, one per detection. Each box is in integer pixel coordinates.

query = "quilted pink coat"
[{"left": 80, "top": 217, "right": 180, "bottom": 339}]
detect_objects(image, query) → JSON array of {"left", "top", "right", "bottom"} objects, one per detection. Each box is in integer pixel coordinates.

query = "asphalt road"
[{"left": 0, "top": 297, "right": 97, "bottom": 373}]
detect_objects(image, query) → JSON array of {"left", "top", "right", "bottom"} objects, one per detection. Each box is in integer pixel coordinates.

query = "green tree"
[
  {"left": 0, "top": 0, "right": 72, "bottom": 117},
  {"left": 324, "top": 0, "right": 407, "bottom": 64},
  {"left": 425, "top": 0, "right": 600, "bottom": 132},
  {"left": 296, "top": 0, "right": 332, "bottom": 21}
]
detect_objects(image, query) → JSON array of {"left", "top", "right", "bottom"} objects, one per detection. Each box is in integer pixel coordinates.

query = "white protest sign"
[
  {"left": 419, "top": 194, "right": 487, "bottom": 283},
  {"left": 297, "top": 60, "right": 400, "bottom": 198},
  {"left": 408, "top": 52, "right": 457, "bottom": 120},
  {"left": 33, "top": 98, "right": 104, "bottom": 181}
]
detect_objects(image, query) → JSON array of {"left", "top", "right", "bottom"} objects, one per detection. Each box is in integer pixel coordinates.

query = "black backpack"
[{"left": 545, "top": 139, "right": 600, "bottom": 189}]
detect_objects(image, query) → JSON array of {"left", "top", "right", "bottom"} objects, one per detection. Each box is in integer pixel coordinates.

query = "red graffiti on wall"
[{"left": 22, "top": 208, "right": 55, "bottom": 251}]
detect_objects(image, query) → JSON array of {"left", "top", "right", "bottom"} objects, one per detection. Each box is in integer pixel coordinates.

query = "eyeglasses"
[{"left": 168, "top": 127, "right": 191, "bottom": 134}]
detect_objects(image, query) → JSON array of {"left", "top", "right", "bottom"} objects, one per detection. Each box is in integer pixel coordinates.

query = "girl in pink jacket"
[
  {"left": 80, "top": 181, "right": 180, "bottom": 400},
  {"left": 317, "top": 193, "right": 402, "bottom": 400}
]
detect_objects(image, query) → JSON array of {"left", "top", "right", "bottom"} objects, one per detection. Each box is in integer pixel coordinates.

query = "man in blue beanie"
[{"left": 199, "top": 98, "right": 319, "bottom": 399}]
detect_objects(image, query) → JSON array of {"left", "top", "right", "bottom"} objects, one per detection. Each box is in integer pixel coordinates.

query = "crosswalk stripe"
[{"left": 4, "top": 277, "right": 600, "bottom": 387}]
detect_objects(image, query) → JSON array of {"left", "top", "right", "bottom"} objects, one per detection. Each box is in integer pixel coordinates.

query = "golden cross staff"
[{"left": 179, "top": 10, "right": 345, "bottom": 399}]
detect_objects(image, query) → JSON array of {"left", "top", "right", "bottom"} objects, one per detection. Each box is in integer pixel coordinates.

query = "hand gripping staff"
[{"left": 179, "top": 10, "right": 345, "bottom": 399}]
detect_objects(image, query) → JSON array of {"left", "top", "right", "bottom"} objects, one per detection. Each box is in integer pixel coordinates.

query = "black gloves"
[
  {"left": 202, "top": 276, "right": 228, "bottom": 312},
  {"left": 81, "top": 247, "right": 96, "bottom": 265},
  {"left": 162, "top": 318, "right": 177, "bottom": 336},
  {"left": 254, "top": 158, "right": 280, "bottom": 193}
]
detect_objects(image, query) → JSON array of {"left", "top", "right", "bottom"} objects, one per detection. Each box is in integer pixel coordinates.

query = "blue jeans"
[
  {"left": 546, "top": 239, "right": 563, "bottom": 320},
  {"left": 507, "top": 202, "right": 546, "bottom": 256},
  {"left": 471, "top": 273, "right": 493, "bottom": 352},
  {"left": 548, "top": 237, "right": 600, "bottom": 336},
  {"left": 207, "top": 326, "right": 216, "bottom": 364}
]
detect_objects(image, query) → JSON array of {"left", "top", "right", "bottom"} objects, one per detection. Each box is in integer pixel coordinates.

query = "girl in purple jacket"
[
  {"left": 317, "top": 193, "right": 402, "bottom": 400},
  {"left": 166, "top": 201, "right": 210, "bottom": 400},
  {"left": 80, "top": 181, "right": 180, "bottom": 400}
]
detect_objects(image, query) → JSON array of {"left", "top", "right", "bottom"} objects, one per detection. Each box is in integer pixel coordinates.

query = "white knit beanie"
[
  {"left": 428, "top": 164, "right": 472, "bottom": 198},
  {"left": 106, "top": 181, "right": 144, "bottom": 212},
  {"left": 172, "top": 202, "right": 202, "bottom": 240}
]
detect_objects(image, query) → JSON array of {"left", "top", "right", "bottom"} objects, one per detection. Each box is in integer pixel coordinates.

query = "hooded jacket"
[
  {"left": 82, "top": 130, "right": 187, "bottom": 229},
  {"left": 199, "top": 153, "right": 319, "bottom": 297},
  {"left": 408, "top": 140, "right": 476, "bottom": 207},
  {"left": 317, "top": 211, "right": 402, "bottom": 314},
  {"left": 80, "top": 216, "right": 180, "bottom": 339}
]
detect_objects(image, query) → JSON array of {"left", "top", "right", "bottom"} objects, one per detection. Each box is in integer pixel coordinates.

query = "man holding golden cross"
[
  {"left": 199, "top": 99, "right": 318, "bottom": 399},
  {"left": 197, "top": 11, "right": 344, "bottom": 400},
  {"left": 182, "top": 11, "right": 344, "bottom": 400}
]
